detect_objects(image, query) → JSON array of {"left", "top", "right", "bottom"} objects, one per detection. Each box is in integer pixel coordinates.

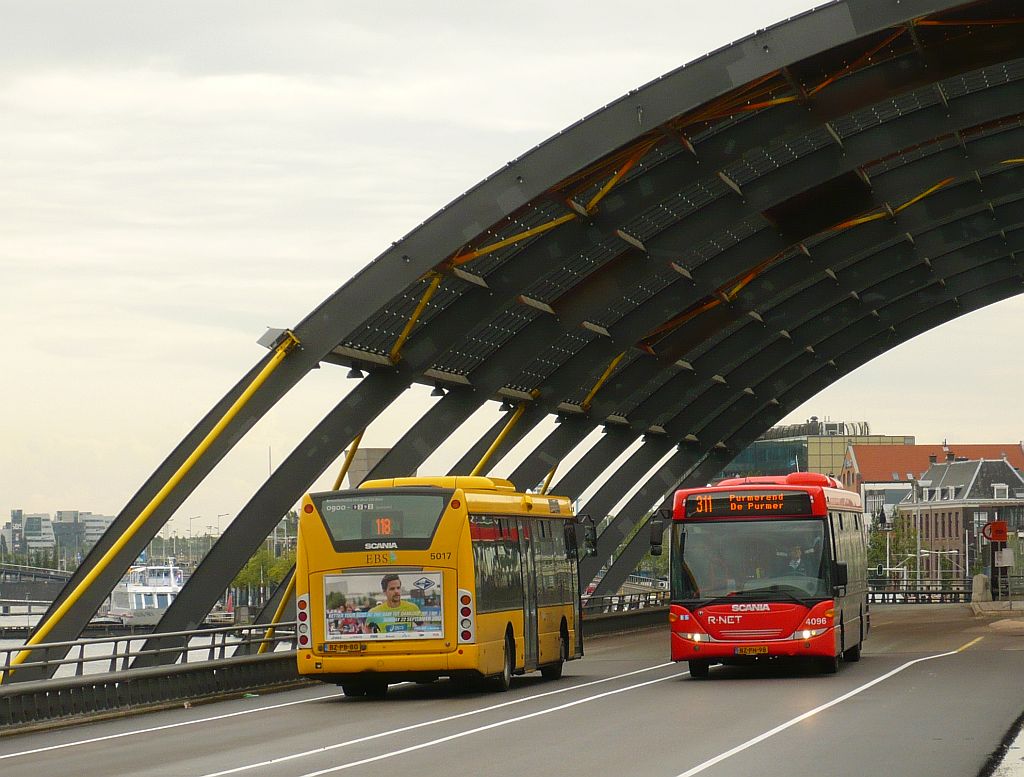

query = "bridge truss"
[{"left": 12, "top": 0, "right": 1023, "bottom": 681}]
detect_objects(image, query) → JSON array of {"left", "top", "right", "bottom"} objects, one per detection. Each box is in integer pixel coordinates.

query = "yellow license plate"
[
  {"left": 323, "top": 642, "right": 365, "bottom": 653},
  {"left": 735, "top": 646, "right": 769, "bottom": 655}
]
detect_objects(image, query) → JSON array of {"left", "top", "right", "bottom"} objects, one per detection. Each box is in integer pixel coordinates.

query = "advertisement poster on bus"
[{"left": 322, "top": 571, "right": 443, "bottom": 640}]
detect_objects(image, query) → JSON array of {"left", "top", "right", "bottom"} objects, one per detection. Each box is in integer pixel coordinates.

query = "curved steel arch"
[{"left": 18, "top": 0, "right": 1024, "bottom": 680}]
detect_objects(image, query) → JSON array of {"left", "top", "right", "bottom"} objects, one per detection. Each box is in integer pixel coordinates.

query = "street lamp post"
[
  {"left": 910, "top": 479, "right": 931, "bottom": 584},
  {"left": 188, "top": 516, "right": 199, "bottom": 567}
]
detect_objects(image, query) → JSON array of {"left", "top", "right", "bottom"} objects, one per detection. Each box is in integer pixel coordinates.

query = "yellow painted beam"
[
  {"left": 470, "top": 403, "right": 527, "bottom": 477},
  {"left": 5, "top": 332, "right": 300, "bottom": 676},
  {"left": 257, "top": 573, "right": 297, "bottom": 655},
  {"left": 332, "top": 430, "right": 365, "bottom": 491},
  {"left": 389, "top": 273, "right": 442, "bottom": 363}
]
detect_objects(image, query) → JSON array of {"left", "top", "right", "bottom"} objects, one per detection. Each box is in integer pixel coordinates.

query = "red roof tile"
[{"left": 847, "top": 444, "right": 1024, "bottom": 482}]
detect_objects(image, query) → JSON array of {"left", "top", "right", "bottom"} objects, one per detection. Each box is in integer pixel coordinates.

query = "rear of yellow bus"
[{"left": 295, "top": 479, "right": 491, "bottom": 696}]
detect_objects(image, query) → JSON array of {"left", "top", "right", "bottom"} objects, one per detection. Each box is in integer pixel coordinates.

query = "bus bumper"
[
  {"left": 670, "top": 627, "right": 836, "bottom": 662},
  {"left": 297, "top": 644, "right": 484, "bottom": 682}
]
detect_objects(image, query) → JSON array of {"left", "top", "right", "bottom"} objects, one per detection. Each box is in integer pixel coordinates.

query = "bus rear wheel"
[
  {"left": 541, "top": 628, "right": 568, "bottom": 680},
  {"left": 494, "top": 633, "right": 514, "bottom": 692},
  {"left": 843, "top": 615, "right": 863, "bottom": 662},
  {"left": 688, "top": 660, "right": 710, "bottom": 679},
  {"left": 364, "top": 679, "right": 388, "bottom": 699}
]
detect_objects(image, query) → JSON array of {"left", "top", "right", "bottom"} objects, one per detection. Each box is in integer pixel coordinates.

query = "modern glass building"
[{"left": 719, "top": 417, "right": 913, "bottom": 480}]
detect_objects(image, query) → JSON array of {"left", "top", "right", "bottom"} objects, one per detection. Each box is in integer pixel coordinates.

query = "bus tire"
[
  {"left": 843, "top": 615, "right": 863, "bottom": 662},
  {"left": 541, "top": 625, "right": 568, "bottom": 680},
  {"left": 364, "top": 679, "right": 388, "bottom": 699},
  {"left": 689, "top": 660, "right": 710, "bottom": 679},
  {"left": 495, "top": 632, "right": 514, "bottom": 692},
  {"left": 341, "top": 683, "right": 366, "bottom": 697}
]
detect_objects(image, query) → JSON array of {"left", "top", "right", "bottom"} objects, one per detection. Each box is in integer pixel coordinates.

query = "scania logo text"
[
  {"left": 364, "top": 542, "right": 398, "bottom": 550},
  {"left": 731, "top": 603, "right": 771, "bottom": 612}
]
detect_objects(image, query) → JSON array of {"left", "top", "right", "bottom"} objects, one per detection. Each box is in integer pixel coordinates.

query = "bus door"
[{"left": 517, "top": 519, "right": 539, "bottom": 670}]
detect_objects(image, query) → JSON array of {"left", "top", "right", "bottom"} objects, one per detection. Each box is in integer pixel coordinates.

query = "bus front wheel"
[{"left": 689, "top": 660, "right": 710, "bottom": 679}]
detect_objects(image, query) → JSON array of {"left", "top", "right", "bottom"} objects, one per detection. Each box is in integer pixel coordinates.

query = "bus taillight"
[
  {"left": 297, "top": 593, "right": 311, "bottom": 647},
  {"left": 457, "top": 588, "right": 475, "bottom": 644}
]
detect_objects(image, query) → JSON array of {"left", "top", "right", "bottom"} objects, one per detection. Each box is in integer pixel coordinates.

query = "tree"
[{"left": 868, "top": 511, "right": 919, "bottom": 579}]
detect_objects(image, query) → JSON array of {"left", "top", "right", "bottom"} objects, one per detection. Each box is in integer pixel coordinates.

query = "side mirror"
[
  {"left": 579, "top": 515, "right": 598, "bottom": 557},
  {"left": 833, "top": 561, "right": 848, "bottom": 588},
  {"left": 649, "top": 516, "right": 665, "bottom": 557}
]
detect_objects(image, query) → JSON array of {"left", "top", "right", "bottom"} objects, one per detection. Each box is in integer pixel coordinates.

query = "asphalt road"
[{"left": 2, "top": 604, "right": 1022, "bottom": 777}]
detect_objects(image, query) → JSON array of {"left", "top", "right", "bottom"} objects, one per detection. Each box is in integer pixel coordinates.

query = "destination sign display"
[{"left": 686, "top": 490, "right": 812, "bottom": 517}]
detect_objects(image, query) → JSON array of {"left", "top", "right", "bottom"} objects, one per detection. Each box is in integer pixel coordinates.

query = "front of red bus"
[{"left": 667, "top": 479, "right": 841, "bottom": 676}]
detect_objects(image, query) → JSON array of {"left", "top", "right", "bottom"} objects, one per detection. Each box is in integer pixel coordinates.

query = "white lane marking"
[
  {"left": 0, "top": 690, "right": 346, "bottom": 761},
  {"left": 0, "top": 661, "right": 672, "bottom": 763},
  {"left": 252, "top": 670, "right": 691, "bottom": 777},
  {"left": 674, "top": 649, "right": 960, "bottom": 776},
  {"left": 198, "top": 662, "right": 681, "bottom": 777}
]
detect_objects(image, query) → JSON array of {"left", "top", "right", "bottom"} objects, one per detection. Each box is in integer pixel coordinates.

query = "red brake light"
[
  {"left": 461, "top": 630, "right": 471, "bottom": 640},
  {"left": 461, "top": 607, "right": 471, "bottom": 617}
]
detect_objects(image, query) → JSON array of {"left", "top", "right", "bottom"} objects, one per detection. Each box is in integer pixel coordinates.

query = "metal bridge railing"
[
  {"left": 868, "top": 577, "right": 971, "bottom": 604},
  {"left": 582, "top": 590, "right": 669, "bottom": 614},
  {"left": 0, "top": 621, "right": 297, "bottom": 682}
]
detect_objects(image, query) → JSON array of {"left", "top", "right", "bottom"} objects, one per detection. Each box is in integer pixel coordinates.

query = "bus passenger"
[{"left": 364, "top": 574, "right": 422, "bottom": 633}]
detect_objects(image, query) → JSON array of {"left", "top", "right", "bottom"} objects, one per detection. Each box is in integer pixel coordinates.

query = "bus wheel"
[
  {"left": 843, "top": 618, "right": 863, "bottom": 662},
  {"left": 541, "top": 628, "right": 568, "bottom": 680},
  {"left": 495, "top": 633, "right": 514, "bottom": 692},
  {"left": 341, "top": 684, "right": 367, "bottom": 698},
  {"left": 688, "top": 660, "right": 710, "bottom": 679},
  {"left": 364, "top": 680, "right": 388, "bottom": 699},
  {"left": 819, "top": 654, "right": 839, "bottom": 674}
]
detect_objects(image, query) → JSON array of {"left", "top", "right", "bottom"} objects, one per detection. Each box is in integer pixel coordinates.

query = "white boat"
[{"left": 106, "top": 560, "right": 186, "bottom": 626}]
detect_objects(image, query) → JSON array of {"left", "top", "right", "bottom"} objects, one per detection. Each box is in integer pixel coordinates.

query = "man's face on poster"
[{"left": 385, "top": 579, "right": 403, "bottom": 607}]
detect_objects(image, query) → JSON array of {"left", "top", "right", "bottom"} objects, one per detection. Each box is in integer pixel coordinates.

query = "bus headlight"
[
  {"left": 679, "top": 632, "right": 706, "bottom": 642},
  {"left": 790, "top": 627, "right": 827, "bottom": 640}
]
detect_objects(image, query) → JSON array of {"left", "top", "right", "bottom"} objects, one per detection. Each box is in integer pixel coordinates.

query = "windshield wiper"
[{"left": 699, "top": 591, "right": 752, "bottom": 608}]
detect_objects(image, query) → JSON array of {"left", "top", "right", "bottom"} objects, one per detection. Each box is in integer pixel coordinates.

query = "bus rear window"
[{"left": 311, "top": 490, "right": 450, "bottom": 550}]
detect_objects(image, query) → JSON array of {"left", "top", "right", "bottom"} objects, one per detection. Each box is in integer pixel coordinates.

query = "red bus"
[{"left": 658, "top": 472, "right": 867, "bottom": 679}]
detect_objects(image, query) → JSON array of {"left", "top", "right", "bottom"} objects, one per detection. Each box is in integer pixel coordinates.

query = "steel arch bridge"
[{"left": 15, "top": 0, "right": 1024, "bottom": 679}]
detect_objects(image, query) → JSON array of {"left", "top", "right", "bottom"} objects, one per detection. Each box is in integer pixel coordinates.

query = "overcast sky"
[{"left": 2, "top": 1, "right": 1021, "bottom": 535}]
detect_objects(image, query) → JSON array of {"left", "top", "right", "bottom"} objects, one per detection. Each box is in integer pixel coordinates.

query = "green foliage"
[
  {"left": 868, "top": 514, "right": 918, "bottom": 573},
  {"left": 231, "top": 547, "right": 296, "bottom": 589}
]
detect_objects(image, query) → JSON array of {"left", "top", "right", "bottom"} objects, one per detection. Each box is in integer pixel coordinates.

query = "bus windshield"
[
  {"left": 312, "top": 490, "right": 449, "bottom": 550},
  {"left": 672, "top": 519, "right": 828, "bottom": 602}
]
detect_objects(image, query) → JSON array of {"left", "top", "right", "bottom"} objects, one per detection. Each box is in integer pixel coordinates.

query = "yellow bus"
[{"left": 295, "top": 476, "right": 590, "bottom": 697}]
